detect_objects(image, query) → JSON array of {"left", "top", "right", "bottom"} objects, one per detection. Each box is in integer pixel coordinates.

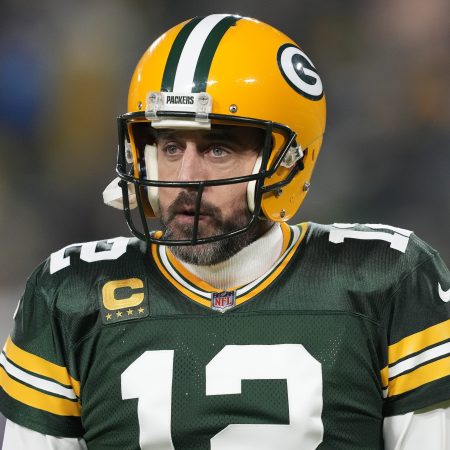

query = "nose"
[{"left": 176, "top": 143, "right": 207, "bottom": 182}]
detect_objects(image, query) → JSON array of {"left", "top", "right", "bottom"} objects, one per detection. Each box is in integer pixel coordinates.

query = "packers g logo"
[
  {"left": 277, "top": 44, "right": 323, "bottom": 100},
  {"left": 100, "top": 278, "right": 149, "bottom": 324}
]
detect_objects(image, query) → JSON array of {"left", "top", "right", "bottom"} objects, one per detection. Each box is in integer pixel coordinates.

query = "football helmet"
[{"left": 112, "top": 14, "right": 326, "bottom": 245}]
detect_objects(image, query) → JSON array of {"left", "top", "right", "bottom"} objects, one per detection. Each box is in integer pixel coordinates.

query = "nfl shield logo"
[{"left": 211, "top": 290, "right": 236, "bottom": 313}]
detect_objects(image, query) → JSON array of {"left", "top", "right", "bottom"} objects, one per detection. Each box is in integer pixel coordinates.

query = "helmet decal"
[
  {"left": 277, "top": 44, "right": 323, "bottom": 100},
  {"left": 161, "top": 14, "right": 240, "bottom": 93}
]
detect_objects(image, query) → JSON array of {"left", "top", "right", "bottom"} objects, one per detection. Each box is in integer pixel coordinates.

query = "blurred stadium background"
[{"left": 0, "top": 0, "right": 449, "bottom": 442}]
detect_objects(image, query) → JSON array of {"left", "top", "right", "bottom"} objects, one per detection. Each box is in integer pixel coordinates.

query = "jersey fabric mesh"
[{"left": 0, "top": 223, "right": 449, "bottom": 449}]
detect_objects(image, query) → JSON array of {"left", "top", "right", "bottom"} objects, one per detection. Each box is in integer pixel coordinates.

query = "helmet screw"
[
  {"left": 229, "top": 104, "right": 238, "bottom": 113},
  {"left": 138, "top": 101, "right": 143, "bottom": 111},
  {"left": 303, "top": 181, "right": 311, "bottom": 192},
  {"left": 280, "top": 209, "right": 286, "bottom": 218},
  {"left": 275, "top": 188, "right": 283, "bottom": 198}
]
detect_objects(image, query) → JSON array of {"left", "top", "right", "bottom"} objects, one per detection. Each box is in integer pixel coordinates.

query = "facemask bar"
[{"left": 116, "top": 111, "right": 300, "bottom": 247}]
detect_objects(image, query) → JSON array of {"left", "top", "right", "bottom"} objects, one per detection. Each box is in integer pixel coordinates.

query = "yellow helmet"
[{"left": 115, "top": 14, "right": 326, "bottom": 245}]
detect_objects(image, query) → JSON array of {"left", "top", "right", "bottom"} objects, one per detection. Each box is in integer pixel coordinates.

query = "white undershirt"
[{"left": 179, "top": 223, "right": 283, "bottom": 290}]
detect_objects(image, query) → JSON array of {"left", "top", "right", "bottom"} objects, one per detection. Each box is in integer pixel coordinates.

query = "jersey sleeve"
[
  {"left": 382, "top": 239, "right": 450, "bottom": 416},
  {"left": 0, "top": 262, "right": 83, "bottom": 438},
  {"left": 3, "top": 419, "right": 87, "bottom": 450}
]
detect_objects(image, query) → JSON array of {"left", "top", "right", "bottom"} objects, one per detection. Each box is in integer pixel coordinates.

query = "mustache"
[{"left": 164, "top": 190, "right": 222, "bottom": 223}]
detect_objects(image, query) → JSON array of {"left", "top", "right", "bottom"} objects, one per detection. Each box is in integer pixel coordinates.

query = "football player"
[{"left": 1, "top": 14, "right": 449, "bottom": 450}]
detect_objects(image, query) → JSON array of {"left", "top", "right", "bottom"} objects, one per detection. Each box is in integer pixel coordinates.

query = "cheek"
[
  {"left": 157, "top": 158, "right": 180, "bottom": 210},
  {"left": 206, "top": 182, "right": 249, "bottom": 211},
  {"left": 157, "top": 159, "right": 173, "bottom": 181},
  {"left": 158, "top": 186, "right": 178, "bottom": 211}
]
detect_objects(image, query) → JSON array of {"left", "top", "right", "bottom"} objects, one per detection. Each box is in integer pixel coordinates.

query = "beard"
[{"left": 160, "top": 190, "right": 270, "bottom": 265}]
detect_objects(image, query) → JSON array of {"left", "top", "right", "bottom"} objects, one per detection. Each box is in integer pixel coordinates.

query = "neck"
[{"left": 177, "top": 223, "right": 283, "bottom": 290}]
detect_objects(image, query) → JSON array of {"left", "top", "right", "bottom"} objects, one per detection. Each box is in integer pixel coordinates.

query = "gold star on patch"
[
  {"left": 106, "top": 313, "right": 112, "bottom": 320},
  {"left": 138, "top": 307, "right": 145, "bottom": 314},
  {"left": 116, "top": 311, "right": 123, "bottom": 318},
  {"left": 127, "top": 309, "right": 134, "bottom": 316}
]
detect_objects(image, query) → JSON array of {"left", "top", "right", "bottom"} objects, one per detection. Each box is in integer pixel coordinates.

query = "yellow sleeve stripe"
[
  {"left": 0, "top": 366, "right": 81, "bottom": 417},
  {"left": 380, "top": 366, "right": 389, "bottom": 389},
  {"left": 4, "top": 337, "right": 81, "bottom": 398},
  {"left": 388, "top": 319, "right": 450, "bottom": 365},
  {"left": 387, "top": 356, "right": 450, "bottom": 397}
]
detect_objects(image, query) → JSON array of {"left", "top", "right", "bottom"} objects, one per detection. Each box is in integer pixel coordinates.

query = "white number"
[
  {"left": 121, "top": 351, "right": 175, "bottom": 450},
  {"left": 122, "top": 345, "right": 323, "bottom": 450},
  {"left": 49, "top": 237, "right": 130, "bottom": 274},
  {"left": 207, "top": 344, "right": 323, "bottom": 449},
  {"left": 329, "top": 223, "right": 412, "bottom": 253}
]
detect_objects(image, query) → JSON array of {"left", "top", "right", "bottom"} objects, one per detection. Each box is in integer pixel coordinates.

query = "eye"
[
  {"left": 209, "top": 145, "right": 228, "bottom": 158},
  {"left": 162, "top": 144, "right": 181, "bottom": 157}
]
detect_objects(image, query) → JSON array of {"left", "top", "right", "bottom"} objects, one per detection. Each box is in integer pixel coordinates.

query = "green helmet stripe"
[
  {"left": 161, "top": 15, "right": 240, "bottom": 93},
  {"left": 161, "top": 16, "right": 203, "bottom": 92},
  {"left": 192, "top": 15, "right": 240, "bottom": 93}
]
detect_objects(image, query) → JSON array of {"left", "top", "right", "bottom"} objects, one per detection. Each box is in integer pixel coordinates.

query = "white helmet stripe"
[{"left": 173, "top": 14, "right": 230, "bottom": 92}]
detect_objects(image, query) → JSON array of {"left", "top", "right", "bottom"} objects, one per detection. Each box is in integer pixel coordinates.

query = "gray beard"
[
  {"left": 166, "top": 219, "right": 270, "bottom": 265},
  {"left": 160, "top": 191, "right": 270, "bottom": 265}
]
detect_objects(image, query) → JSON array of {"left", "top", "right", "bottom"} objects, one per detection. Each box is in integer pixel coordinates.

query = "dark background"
[{"left": 0, "top": 0, "right": 449, "bottom": 443}]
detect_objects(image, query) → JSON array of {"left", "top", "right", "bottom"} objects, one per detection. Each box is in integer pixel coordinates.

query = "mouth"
[{"left": 173, "top": 207, "right": 210, "bottom": 223}]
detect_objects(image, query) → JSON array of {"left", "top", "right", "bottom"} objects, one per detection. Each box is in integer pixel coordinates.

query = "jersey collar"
[{"left": 152, "top": 222, "right": 308, "bottom": 310}]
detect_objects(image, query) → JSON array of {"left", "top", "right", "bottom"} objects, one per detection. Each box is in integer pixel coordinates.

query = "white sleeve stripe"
[
  {"left": 0, "top": 353, "right": 78, "bottom": 400},
  {"left": 389, "top": 341, "right": 450, "bottom": 379}
]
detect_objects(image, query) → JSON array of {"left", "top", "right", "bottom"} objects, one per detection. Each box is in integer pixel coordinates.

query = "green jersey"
[{"left": 1, "top": 223, "right": 449, "bottom": 449}]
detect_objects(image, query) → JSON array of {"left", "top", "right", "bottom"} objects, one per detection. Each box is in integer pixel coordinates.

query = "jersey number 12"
[{"left": 121, "top": 344, "right": 324, "bottom": 449}]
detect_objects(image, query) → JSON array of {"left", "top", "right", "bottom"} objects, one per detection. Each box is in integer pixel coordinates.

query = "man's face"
[{"left": 156, "top": 125, "right": 270, "bottom": 265}]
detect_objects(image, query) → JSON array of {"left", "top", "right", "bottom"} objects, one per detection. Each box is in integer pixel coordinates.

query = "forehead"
[{"left": 155, "top": 125, "right": 265, "bottom": 145}]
